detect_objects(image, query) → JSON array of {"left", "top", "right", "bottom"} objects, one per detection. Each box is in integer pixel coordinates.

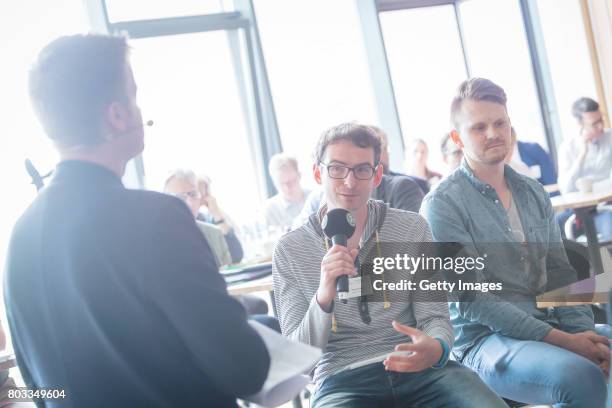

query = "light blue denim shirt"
[{"left": 421, "top": 160, "right": 594, "bottom": 361}]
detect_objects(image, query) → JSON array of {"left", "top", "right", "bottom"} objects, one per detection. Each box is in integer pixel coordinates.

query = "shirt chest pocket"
[{"left": 525, "top": 222, "right": 549, "bottom": 290}]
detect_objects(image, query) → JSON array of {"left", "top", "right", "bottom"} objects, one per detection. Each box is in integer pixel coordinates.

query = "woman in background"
[{"left": 406, "top": 138, "right": 442, "bottom": 186}]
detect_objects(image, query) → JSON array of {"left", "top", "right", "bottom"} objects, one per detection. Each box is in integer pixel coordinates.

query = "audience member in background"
[
  {"left": 422, "top": 78, "right": 609, "bottom": 408},
  {"left": 506, "top": 127, "right": 558, "bottom": 190},
  {"left": 5, "top": 34, "right": 269, "bottom": 407},
  {"left": 373, "top": 125, "right": 429, "bottom": 194},
  {"left": 274, "top": 122, "right": 506, "bottom": 408},
  {"left": 264, "top": 153, "right": 309, "bottom": 230},
  {"left": 440, "top": 132, "right": 463, "bottom": 173},
  {"left": 292, "top": 125, "right": 425, "bottom": 229},
  {"left": 558, "top": 97, "right": 612, "bottom": 240},
  {"left": 164, "top": 169, "right": 232, "bottom": 267},
  {"left": 406, "top": 138, "right": 442, "bottom": 187},
  {"left": 164, "top": 169, "right": 269, "bottom": 316},
  {"left": 196, "top": 175, "right": 244, "bottom": 263}
]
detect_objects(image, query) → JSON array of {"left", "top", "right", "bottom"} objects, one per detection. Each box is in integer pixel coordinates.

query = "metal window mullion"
[
  {"left": 227, "top": 27, "right": 274, "bottom": 201},
  {"left": 109, "top": 13, "right": 247, "bottom": 39},
  {"left": 454, "top": 0, "right": 472, "bottom": 78},
  {"left": 357, "top": 0, "right": 405, "bottom": 171},
  {"left": 519, "top": 0, "right": 562, "bottom": 169},
  {"left": 376, "top": 0, "right": 455, "bottom": 12}
]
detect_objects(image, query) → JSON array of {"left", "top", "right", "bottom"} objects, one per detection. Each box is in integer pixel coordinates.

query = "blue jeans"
[
  {"left": 311, "top": 360, "right": 506, "bottom": 408},
  {"left": 464, "top": 333, "right": 608, "bottom": 408}
]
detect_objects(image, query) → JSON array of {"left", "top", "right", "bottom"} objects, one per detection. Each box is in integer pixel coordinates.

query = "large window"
[
  {"left": 130, "top": 31, "right": 261, "bottom": 225},
  {"left": 0, "top": 0, "right": 87, "bottom": 277},
  {"left": 460, "top": 0, "right": 547, "bottom": 147},
  {"left": 380, "top": 5, "right": 467, "bottom": 174},
  {"left": 254, "top": 0, "right": 380, "bottom": 186},
  {"left": 537, "top": 0, "right": 598, "bottom": 143}
]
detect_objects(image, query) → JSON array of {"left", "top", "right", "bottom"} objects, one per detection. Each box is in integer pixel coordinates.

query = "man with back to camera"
[
  {"left": 273, "top": 122, "right": 506, "bottom": 407},
  {"left": 557, "top": 97, "right": 612, "bottom": 240},
  {"left": 421, "top": 78, "right": 610, "bottom": 407},
  {"left": 4, "top": 34, "right": 269, "bottom": 407}
]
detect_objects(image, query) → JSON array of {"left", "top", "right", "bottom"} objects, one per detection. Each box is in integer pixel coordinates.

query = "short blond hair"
[
  {"left": 450, "top": 78, "right": 507, "bottom": 129},
  {"left": 163, "top": 168, "right": 197, "bottom": 191},
  {"left": 268, "top": 153, "right": 299, "bottom": 175}
]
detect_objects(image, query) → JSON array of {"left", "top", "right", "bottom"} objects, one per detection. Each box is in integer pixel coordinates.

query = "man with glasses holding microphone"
[{"left": 272, "top": 122, "right": 505, "bottom": 407}]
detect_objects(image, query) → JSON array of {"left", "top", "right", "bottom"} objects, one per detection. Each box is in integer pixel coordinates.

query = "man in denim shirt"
[{"left": 421, "top": 78, "right": 610, "bottom": 407}]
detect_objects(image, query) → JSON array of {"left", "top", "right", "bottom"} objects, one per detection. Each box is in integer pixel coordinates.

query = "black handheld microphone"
[{"left": 322, "top": 208, "right": 356, "bottom": 303}]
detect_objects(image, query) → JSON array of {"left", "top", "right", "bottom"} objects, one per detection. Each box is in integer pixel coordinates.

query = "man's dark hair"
[
  {"left": 571, "top": 97, "right": 599, "bottom": 121},
  {"left": 314, "top": 122, "right": 381, "bottom": 165},
  {"left": 29, "top": 34, "right": 130, "bottom": 148}
]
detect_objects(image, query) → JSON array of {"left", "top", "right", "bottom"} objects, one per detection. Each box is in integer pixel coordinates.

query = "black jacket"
[{"left": 4, "top": 161, "right": 269, "bottom": 407}]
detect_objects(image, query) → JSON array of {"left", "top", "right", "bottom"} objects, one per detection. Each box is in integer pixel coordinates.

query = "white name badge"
[{"left": 338, "top": 275, "right": 373, "bottom": 300}]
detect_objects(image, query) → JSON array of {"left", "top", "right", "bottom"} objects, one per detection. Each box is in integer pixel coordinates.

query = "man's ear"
[
  {"left": 313, "top": 162, "right": 322, "bottom": 185},
  {"left": 450, "top": 130, "right": 464, "bottom": 149},
  {"left": 106, "top": 101, "right": 128, "bottom": 134},
  {"left": 372, "top": 163, "right": 383, "bottom": 188}
]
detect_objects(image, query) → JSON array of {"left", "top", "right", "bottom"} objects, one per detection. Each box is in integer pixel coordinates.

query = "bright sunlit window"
[
  {"left": 129, "top": 31, "right": 262, "bottom": 226},
  {"left": 254, "top": 0, "right": 380, "bottom": 188},
  {"left": 0, "top": 0, "right": 88, "bottom": 284},
  {"left": 460, "top": 0, "right": 548, "bottom": 148},
  {"left": 537, "top": 0, "right": 598, "bottom": 143},
  {"left": 380, "top": 5, "right": 467, "bottom": 175}
]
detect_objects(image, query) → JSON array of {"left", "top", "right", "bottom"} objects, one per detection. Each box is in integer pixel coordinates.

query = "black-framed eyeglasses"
[{"left": 319, "top": 162, "right": 378, "bottom": 180}]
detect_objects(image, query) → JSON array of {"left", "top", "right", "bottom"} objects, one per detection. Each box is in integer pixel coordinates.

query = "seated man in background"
[
  {"left": 164, "top": 169, "right": 232, "bottom": 267},
  {"left": 421, "top": 78, "right": 609, "bottom": 407},
  {"left": 165, "top": 169, "right": 269, "bottom": 316},
  {"left": 274, "top": 122, "right": 506, "bottom": 407},
  {"left": 506, "top": 127, "right": 558, "bottom": 192},
  {"left": 558, "top": 97, "right": 612, "bottom": 240},
  {"left": 292, "top": 125, "right": 425, "bottom": 229},
  {"left": 196, "top": 175, "right": 244, "bottom": 263},
  {"left": 5, "top": 34, "right": 269, "bottom": 407},
  {"left": 440, "top": 132, "right": 463, "bottom": 174},
  {"left": 263, "top": 153, "right": 310, "bottom": 231}
]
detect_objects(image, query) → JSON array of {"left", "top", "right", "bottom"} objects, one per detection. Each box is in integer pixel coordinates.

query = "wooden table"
[
  {"left": 227, "top": 276, "right": 273, "bottom": 296},
  {"left": 551, "top": 189, "right": 612, "bottom": 275},
  {"left": 224, "top": 263, "right": 276, "bottom": 315},
  {"left": 537, "top": 236, "right": 612, "bottom": 307}
]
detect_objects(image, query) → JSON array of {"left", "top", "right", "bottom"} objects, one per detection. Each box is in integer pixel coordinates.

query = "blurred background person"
[
  {"left": 406, "top": 138, "right": 442, "bottom": 187},
  {"left": 164, "top": 169, "right": 232, "bottom": 267},
  {"left": 196, "top": 175, "right": 244, "bottom": 263},
  {"left": 264, "top": 153, "right": 309, "bottom": 230},
  {"left": 440, "top": 132, "right": 463, "bottom": 174},
  {"left": 506, "top": 127, "right": 558, "bottom": 190},
  {"left": 165, "top": 169, "right": 270, "bottom": 316}
]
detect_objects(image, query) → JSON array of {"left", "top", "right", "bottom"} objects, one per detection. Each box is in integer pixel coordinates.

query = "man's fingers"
[
  {"left": 583, "top": 331, "right": 609, "bottom": 345},
  {"left": 392, "top": 321, "right": 422, "bottom": 339},
  {"left": 595, "top": 342, "right": 610, "bottom": 362},
  {"left": 383, "top": 358, "right": 418, "bottom": 373},
  {"left": 395, "top": 343, "right": 417, "bottom": 353}
]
